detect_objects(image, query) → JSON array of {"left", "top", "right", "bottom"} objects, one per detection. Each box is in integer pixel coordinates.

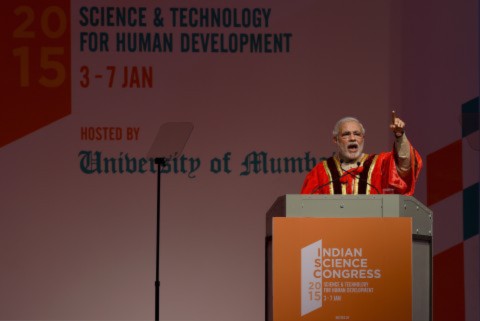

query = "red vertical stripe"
[{"left": 433, "top": 243, "right": 465, "bottom": 321}]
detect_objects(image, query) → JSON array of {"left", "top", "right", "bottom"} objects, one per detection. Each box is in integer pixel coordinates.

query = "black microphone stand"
[
  {"left": 339, "top": 161, "right": 381, "bottom": 194},
  {"left": 310, "top": 174, "right": 345, "bottom": 194},
  {"left": 154, "top": 157, "right": 166, "bottom": 321},
  {"left": 310, "top": 158, "right": 348, "bottom": 194}
]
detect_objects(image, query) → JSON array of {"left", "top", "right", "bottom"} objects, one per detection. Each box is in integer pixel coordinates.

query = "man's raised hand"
[{"left": 390, "top": 110, "right": 405, "bottom": 137}]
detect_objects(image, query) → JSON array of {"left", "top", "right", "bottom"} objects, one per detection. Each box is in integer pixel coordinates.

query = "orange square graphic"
[{"left": 273, "top": 217, "right": 412, "bottom": 321}]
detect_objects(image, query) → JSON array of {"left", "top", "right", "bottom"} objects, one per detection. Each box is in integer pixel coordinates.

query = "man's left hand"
[{"left": 390, "top": 110, "right": 405, "bottom": 137}]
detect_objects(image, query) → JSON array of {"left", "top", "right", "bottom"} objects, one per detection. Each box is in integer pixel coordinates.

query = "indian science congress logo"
[{"left": 301, "top": 240, "right": 382, "bottom": 316}]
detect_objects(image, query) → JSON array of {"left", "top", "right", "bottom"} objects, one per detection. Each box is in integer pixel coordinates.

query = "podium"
[{"left": 265, "top": 195, "right": 432, "bottom": 321}]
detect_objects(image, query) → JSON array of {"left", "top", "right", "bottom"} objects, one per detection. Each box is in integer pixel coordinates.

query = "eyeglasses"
[{"left": 339, "top": 131, "right": 363, "bottom": 140}]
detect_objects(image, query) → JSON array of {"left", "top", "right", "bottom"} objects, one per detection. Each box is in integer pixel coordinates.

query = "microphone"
[
  {"left": 339, "top": 160, "right": 381, "bottom": 194},
  {"left": 310, "top": 175, "right": 347, "bottom": 194},
  {"left": 339, "top": 160, "right": 363, "bottom": 184},
  {"left": 310, "top": 166, "right": 350, "bottom": 194}
]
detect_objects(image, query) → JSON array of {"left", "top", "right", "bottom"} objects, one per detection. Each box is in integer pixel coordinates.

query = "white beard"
[{"left": 338, "top": 141, "right": 364, "bottom": 162}]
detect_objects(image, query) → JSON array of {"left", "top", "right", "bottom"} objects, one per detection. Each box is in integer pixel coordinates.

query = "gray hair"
[{"left": 332, "top": 117, "right": 366, "bottom": 138}]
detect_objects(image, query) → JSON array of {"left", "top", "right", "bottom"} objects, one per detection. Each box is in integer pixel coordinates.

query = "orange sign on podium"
[{"left": 273, "top": 217, "right": 412, "bottom": 321}]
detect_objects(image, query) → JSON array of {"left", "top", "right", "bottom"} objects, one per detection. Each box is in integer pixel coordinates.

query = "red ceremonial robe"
[{"left": 300, "top": 144, "right": 422, "bottom": 195}]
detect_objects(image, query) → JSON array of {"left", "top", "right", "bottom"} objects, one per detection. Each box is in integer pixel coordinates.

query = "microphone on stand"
[
  {"left": 339, "top": 160, "right": 381, "bottom": 194},
  {"left": 310, "top": 162, "right": 350, "bottom": 194},
  {"left": 310, "top": 174, "right": 348, "bottom": 194},
  {"left": 338, "top": 160, "right": 363, "bottom": 184}
]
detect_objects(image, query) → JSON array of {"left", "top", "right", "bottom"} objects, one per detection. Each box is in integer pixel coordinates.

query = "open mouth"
[{"left": 347, "top": 143, "right": 358, "bottom": 153}]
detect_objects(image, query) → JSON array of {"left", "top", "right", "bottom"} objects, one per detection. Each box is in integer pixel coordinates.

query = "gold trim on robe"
[
  {"left": 366, "top": 155, "right": 378, "bottom": 194},
  {"left": 322, "top": 160, "right": 334, "bottom": 195}
]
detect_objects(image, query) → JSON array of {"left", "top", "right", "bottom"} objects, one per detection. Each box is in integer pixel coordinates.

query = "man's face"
[{"left": 334, "top": 121, "right": 365, "bottom": 161}]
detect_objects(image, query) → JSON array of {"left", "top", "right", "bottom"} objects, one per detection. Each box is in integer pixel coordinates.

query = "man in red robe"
[{"left": 301, "top": 112, "right": 422, "bottom": 195}]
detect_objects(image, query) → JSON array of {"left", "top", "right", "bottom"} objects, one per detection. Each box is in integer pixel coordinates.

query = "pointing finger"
[{"left": 396, "top": 119, "right": 405, "bottom": 128}]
